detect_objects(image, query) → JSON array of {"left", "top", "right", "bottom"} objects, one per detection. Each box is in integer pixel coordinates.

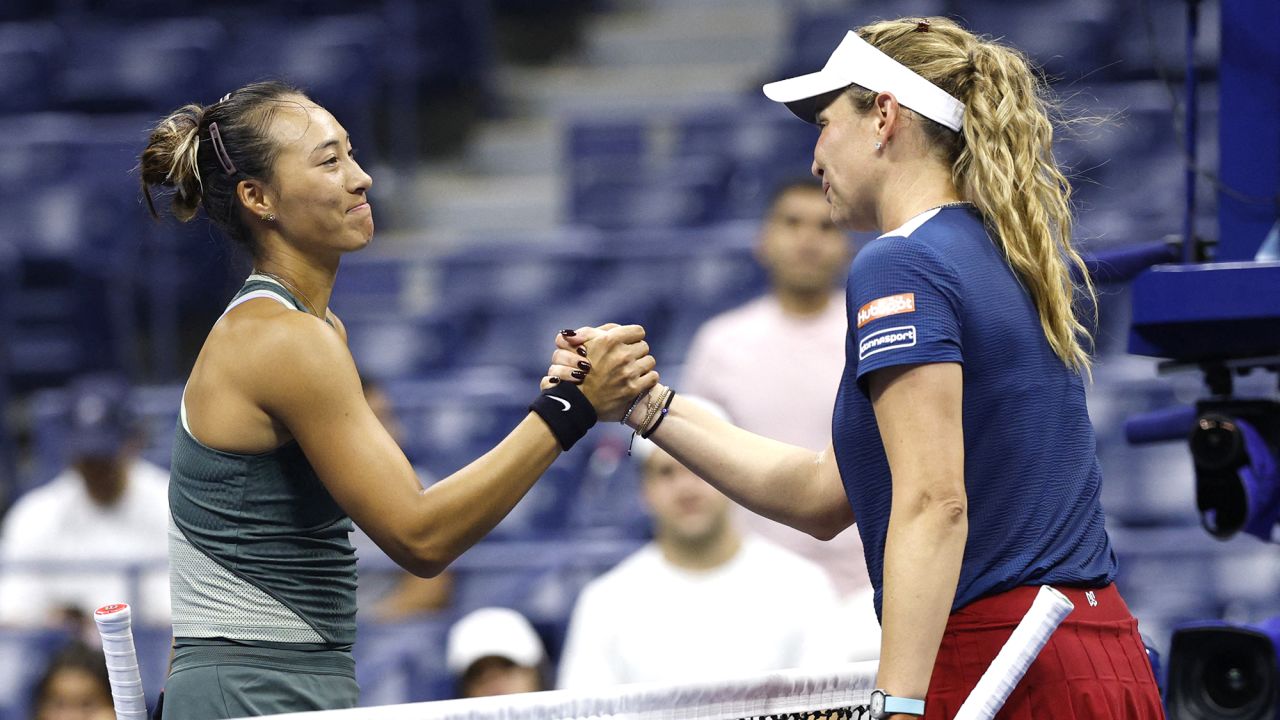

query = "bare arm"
[
  {"left": 264, "top": 319, "right": 655, "bottom": 577},
  {"left": 553, "top": 330, "right": 852, "bottom": 540},
  {"left": 867, "top": 362, "right": 967, "bottom": 711},
  {"left": 643, "top": 390, "right": 852, "bottom": 539}
]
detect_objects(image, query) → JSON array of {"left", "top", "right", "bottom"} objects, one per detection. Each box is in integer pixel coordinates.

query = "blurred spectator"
[
  {"left": 30, "top": 641, "right": 114, "bottom": 720},
  {"left": 683, "top": 179, "right": 869, "bottom": 598},
  {"left": 354, "top": 378, "right": 453, "bottom": 621},
  {"left": 0, "top": 374, "right": 169, "bottom": 628},
  {"left": 681, "top": 179, "right": 879, "bottom": 651},
  {"left": 446, "top": 607, "right": 548, "bottom": 698},
  {"left": 556, "top": 398, "right": 850, "bottom": 689}
]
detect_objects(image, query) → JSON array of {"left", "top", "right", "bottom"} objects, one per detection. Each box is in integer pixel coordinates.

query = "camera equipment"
[
  {"left": 1166, "top": 617, "right": 1280, "bottom": 720},
  {"left": 1190, "top": 401, "right": 1280, "bottom": 542}
]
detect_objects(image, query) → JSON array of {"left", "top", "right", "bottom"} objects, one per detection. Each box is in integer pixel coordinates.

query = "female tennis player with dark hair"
[
  {"left": 555, "top": 18, "right": 1164, "bottom": 720},
  {"left": 140, "top": 81, "right": 657, "bottom": 718}
]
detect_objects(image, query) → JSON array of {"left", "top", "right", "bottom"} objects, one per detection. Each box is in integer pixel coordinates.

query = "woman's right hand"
[{"left": 543, "top": 324, "right": 658, "bottom": 421}]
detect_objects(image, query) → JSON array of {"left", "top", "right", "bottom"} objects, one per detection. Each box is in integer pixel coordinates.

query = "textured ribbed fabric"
[
  {"left": 927, "top": 584, "right": 1164, "bottom": 719},
  {"left": 832, "top": 206, "right": 1117, "bottom": 619},
  {"left": 168, "top": 278, "right": 357, "bottom": 648}
]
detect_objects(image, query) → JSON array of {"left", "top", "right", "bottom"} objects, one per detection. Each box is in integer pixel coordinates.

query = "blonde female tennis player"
[
  {"left": 140, "top": 80, "right": 656, "bottom": 718},
  {"left": 552, "top": 18, "right": 1164, "bottom": 720}
]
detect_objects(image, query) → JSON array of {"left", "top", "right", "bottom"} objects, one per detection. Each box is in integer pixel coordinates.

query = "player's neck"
[
  {"left": 254, "top": 248, "right": 338, "bottom": 319},
  {"left": 876, "top": 162, "right": 961, "bottom": 232},
  {"left": 773, "top": 287, "right": 833, "bottom": 318}
]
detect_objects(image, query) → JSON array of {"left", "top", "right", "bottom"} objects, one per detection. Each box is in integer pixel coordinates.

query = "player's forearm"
[
  {"left": 400, "top": 414, "right": 560, "bottom": 576},
  {"left": 875, "top": 493, "right": 967, "bottom": 702},
  {"left": 643, "top": 390, "right": 851, "bottom": 538}
]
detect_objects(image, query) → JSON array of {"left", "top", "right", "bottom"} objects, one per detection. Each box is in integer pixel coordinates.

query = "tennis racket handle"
[
  {"left": 953, "top": 585, "right": 1075, "bottom": 720},
  {"left": 94, "top": 603, "right": 149, "bottom": 720}
]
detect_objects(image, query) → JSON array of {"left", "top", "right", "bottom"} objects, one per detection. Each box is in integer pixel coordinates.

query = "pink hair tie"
[{"left": 208, "top": 121, "right": 237, "bottom": 175}]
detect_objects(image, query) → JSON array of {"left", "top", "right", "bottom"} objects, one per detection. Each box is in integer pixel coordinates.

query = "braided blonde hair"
[{"left": 847, "top": 17, "right": 1094, "bottom": 374}]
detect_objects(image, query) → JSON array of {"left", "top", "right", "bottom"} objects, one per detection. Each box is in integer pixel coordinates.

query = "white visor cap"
[{"left": 763, "top": 30, "right": 965, "bottom": 132}]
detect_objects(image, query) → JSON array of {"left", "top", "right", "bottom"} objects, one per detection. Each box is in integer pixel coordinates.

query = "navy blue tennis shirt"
[{"left": 831, "top": 205, "right": 1117, "bottom": 620}]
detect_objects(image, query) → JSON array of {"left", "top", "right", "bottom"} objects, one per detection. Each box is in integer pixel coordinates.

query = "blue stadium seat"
[
  {"left": 779, "top": 1, "right": 950, "bottom": 79},
  {"left": 956, "top": 0, "right": 1120, "bottom": 81},
  {"left": 388, "top": 377, "right": 533, "bottom": 477},
  {"left": 435, "top": 244, "right": 593, "bottom": 316},
  {"left": 569, "top": 156, "right": 731, "bottom": 229},
  {"left": 59, "top": 19, "right": 227, "bottom": 112},
  {"left": 343, "top": 311, "right": 468, "bottom": 380},
  {"left": 0, "top": 23, "right": 65, "bottom": 113},
  {"left": 567, "top": 118, "right": 649, "bottom": 163},
  {"left": 274, "top": 14, "right": 387, "bottom": 150},
  {"left": 356, "top": 616, "right": 454, "bottom": 704}
]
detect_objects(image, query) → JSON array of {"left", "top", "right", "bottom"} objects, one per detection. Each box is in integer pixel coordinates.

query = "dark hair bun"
[{"left": 139, "top": 103, "right": 205, "bottom": 221}]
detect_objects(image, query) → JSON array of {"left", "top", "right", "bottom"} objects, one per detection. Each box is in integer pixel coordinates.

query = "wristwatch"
[{"left": 868, "top": 689, "right": 926, "bottom": 718}]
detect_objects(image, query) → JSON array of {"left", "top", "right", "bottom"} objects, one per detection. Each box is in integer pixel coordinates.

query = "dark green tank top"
[{"left": 168, "top": 276, "right": 357, "bottom": 648}]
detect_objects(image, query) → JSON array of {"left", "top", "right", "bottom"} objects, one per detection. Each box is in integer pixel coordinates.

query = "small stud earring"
[
  {"left": 874, "top": 141, "right": 883, "bottom": 151},
  {"left": 263, "top": 213, "right": 276, "bottom": 222}
]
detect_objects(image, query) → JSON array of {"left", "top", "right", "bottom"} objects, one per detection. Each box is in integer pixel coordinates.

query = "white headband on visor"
[{"left": 763, "top": 31, "right": 965, "bottom": 132}]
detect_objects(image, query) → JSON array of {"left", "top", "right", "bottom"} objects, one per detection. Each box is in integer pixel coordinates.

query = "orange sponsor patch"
[{"left": 856, "top": 293, "right": 916, "bottom": 328}]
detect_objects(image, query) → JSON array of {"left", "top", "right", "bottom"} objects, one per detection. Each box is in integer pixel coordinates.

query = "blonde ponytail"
[
  {"left": 852, "top": 18, "right": 1096, "bottom": 375},
  {"left": 959, "top": 42, "right": 1095, "bottom": 375}
]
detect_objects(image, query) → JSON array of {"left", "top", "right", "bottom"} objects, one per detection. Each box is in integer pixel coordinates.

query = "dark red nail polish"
[
  {"left": 548, "top": 377, "right": 560, "bottom": 384},
  {"left": 560, "top": 329, "right": 576, "bottom": 337},
  {"left": 571, "top": 370, "right": 586, "bottom": 380},
  {"left": 577, "top": 346, "right": 588, "bottom": 358},
  {"left": 578, "top": 361, "right": 591, "bottom": 371}
]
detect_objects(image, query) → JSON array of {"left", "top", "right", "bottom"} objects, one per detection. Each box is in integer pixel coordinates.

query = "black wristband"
[{"left": 529, "top": 382, "right": 598, "bottom": 451}]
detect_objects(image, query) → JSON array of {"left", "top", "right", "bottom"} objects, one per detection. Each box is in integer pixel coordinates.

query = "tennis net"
[
  {"left": 246, "top": 662, "right": 880, "bottom": 720},
  {"left": 240, "top": 586, "right": 1072, "bottom": 720}
]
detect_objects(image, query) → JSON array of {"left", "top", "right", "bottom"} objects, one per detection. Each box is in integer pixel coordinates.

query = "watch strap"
[{"left": 883, "top": 695, "right": 926, "bottom": 716}]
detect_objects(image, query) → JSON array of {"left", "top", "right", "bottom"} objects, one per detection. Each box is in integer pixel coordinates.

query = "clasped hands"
[{"left": 541, "top": 324, "right": 660, "bottom": 423}]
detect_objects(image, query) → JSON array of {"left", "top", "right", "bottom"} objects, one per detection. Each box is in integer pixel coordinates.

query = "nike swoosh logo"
[{"left": 550, "top": 396, "right": 571, "bottom": 412}]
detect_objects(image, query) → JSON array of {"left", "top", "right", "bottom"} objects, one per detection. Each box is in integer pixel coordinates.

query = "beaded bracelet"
[
  {"left": 627, "top": 385, "right": 671, "bottom": 456},
  {"left": 620, "top": 392, "right": 646, "bottom": 426},
  {"left": 640, "top": 389, "right": 676, "bottom": 439}
]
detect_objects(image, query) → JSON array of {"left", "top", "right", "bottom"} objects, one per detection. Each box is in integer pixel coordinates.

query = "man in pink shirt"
[{"left": 682, "top": 180, "right": 878, "bottom": 658}]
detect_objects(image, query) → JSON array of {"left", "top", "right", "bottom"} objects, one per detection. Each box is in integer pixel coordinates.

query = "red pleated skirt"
[{"left": 925, "top": 584, "right": 1166, "bottom": 719}]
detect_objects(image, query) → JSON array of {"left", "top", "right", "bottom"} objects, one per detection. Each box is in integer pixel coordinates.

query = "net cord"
[{"left": 247, "top": 585, "right": 1074, "bottom": 720}]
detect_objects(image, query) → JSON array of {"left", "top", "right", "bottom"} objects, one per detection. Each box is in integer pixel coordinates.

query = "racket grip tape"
[
  {"left": 94, "top": 603, "right": 149, "bottom": 720},
  {"left": 953, "top": 585, "right": 1075, "bottom": 720}
]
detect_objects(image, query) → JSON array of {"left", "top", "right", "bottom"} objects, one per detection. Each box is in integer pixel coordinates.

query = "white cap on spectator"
[
  {"left": 446, "top": 607, "right": 545, "bottom": 675},
  {"left": 632, "top": 395, "right": 731, "bottom": 463}
]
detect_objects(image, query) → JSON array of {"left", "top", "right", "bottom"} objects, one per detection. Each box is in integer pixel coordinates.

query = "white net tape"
[
  {"left": 243, "top": 587, "right": 1074, "bottom": 720},
  {"left": 263, "top": 662, "right": 878, "bottom": 720}
]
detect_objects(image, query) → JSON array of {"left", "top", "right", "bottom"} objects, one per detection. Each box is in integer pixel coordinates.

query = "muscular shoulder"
[
  {"left": 207, "top": 300, "right": 359, "bottom": 410},
  {"left": 326, "top": 309, "right": 349, "bottom": 344}
]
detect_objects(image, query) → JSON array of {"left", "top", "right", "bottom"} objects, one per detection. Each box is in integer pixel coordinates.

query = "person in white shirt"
[
  {"left": 681, "top": 181, "right": 880, "bottom": 660},
  {"left": 683, "top": 179, "right": 868, "bottom": 599},
  {"left": 557, "top": 398, "right": 849, "bottom": 690},
  {"left": 0, "top": 374, "right": 170, "bottom": 627}
]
